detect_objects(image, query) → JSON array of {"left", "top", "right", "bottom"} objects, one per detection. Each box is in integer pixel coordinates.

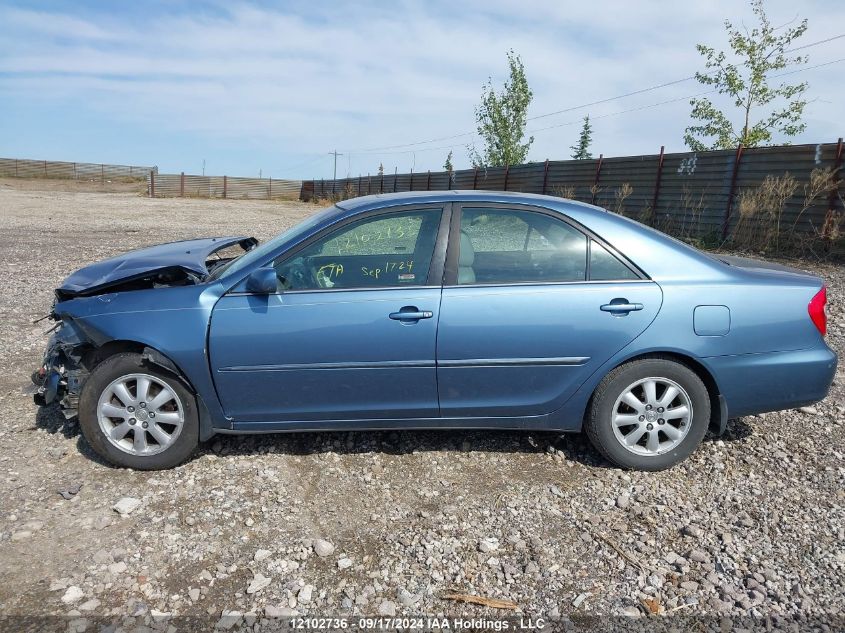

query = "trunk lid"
[{"left": 713, "top": 254, "right": 820, "bottom": 285}]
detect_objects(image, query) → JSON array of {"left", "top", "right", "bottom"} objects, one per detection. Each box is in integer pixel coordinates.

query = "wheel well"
[
  {"left": 598, "top": 352, "right": 723, "bottom": 430},
  {"left": 81, "top": 340, "right": 217, "bottom": 441},
  {"left": 83, "top": 340, "right": 145, "bottom": 370},
  {"left": 83, "top": 341, "right": 194, "bottom": 393}
]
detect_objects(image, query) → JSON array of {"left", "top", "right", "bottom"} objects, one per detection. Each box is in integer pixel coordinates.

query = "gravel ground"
[{"left": 0, "top": 181, "right": 843, "bottom": 631}]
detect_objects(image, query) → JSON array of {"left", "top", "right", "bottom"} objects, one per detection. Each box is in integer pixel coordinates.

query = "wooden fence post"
[
  {"left": 426, "top": 170, "right": 431, "bottom": 191},
  {"left": 150, "top": 172, "right": 155, "bottom": 198},
  {"left": 472, "top": 167, "right": 479, "bottom": 190},
  {"left": 180, "top": 172, "right": 185, "bottom": 197},
  {"left": 650, "top": 146, "right": 665, "bottom": 226},
  {"left": 394, "top": 167, "right": 398, "bottom": 193},
  {"left": 269, "top": 177, "right": 272, "bottom": 199},
  {"left": 590, "top": 154, "right": 604, "bottom": 205},
  {"left": 101, "top": 164, "right": 105, "bottom": 184},
  {"left": 44, "top": 160, "right": 48, "bottom": 177},
  {"left": 503, "top": 164, "right": 510, "bottom": 191},
  {"left": 409, "top": 168, "right": 414, "bottom": 192},
  {"left": 721, "top": 144, "right": 744, "bottom": 240},
  {"left": 223, "top": 175, "right": 228, "bottom": 199},
  {"left": 541, "top": 159, "right": 550, "bottom": 195}
]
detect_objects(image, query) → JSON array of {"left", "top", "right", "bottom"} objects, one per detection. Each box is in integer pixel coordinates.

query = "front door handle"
[
  {"left": 389, "top": 307, "right": 434, "bottom": 321},
  {"left": 600, "top": 299, "right": 644, "bottom": 315}
]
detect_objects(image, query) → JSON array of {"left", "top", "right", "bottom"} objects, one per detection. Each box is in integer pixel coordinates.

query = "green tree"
[
  {"left": 684, "top": 0, "right": 809, "bottom": 151},
  {"left": 443, "top": 150, "right": 454, "bottom": 172},
  {"left": 570, "top": 115, "right": 593, "bottom": 159},
  {"left": 468, "top": 50, "right": 534, "bottom": 167}
]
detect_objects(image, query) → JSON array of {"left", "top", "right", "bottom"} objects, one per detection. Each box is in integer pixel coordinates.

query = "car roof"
[{"left": 335, "top": 190, "right": 606, "bottom": 215}]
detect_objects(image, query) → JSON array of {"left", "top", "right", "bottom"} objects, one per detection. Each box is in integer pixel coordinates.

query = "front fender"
[{"left": 50, "top": 283, "right": 231, "bottom": 437}]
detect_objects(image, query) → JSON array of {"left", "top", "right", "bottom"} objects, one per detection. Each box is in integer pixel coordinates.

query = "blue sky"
[{"left": 1, "top": 0, "right": 843, "bottom": 180}]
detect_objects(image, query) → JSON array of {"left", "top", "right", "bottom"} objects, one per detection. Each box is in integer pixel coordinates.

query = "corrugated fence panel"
[
  {"left": 302, "top": 141, "right": 844, "bottom": 252},
  {"left": 592, "top": 155, "right": 661, "bottom": 221},
  {"left": 149, "top": 174, "right": 302, "bottom": 200},
  {"left": 657, "top": 149, "right": 736, "bottom": 238},
  {"left": 0, "top": 157, "right": 156, "bottom": 180},
  {"left": 546, "top": 158, "right": 601, "bottom": 201},
  {"left": 730, "top": 144, "right": 838, "bottom": 241}
]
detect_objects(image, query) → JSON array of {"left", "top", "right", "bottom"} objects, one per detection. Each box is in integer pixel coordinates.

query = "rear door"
[{"left": 436, "top": 204, "right": 662, "bottom": 418}]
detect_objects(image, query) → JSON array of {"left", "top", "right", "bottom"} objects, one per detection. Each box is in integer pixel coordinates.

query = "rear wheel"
[
  {"left": 79, "top": 353, "right": 198, "bottom": 470},
  {"left": 585, "top": 357, "right": 710, "bottom": 471}
]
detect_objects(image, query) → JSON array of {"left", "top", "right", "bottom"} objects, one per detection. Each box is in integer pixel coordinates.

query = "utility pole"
[{"left": 328, "top": 150, "right": 343, "bottom": 182}]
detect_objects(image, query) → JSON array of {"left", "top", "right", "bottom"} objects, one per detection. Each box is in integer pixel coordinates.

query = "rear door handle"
[
  {"left": 389, "top": 307, "right": 434, "bottom": 321},
  {"left": 600, "top": 299, "right": 644, "bottom": 315}
]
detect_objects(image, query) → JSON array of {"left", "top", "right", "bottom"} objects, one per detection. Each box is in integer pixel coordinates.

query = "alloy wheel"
[
  {"left": 96, "top": 373, "right": 185, "bottom": 456},
  {"left": 611, "top": 377, "right": 693, "bottom": 456}
]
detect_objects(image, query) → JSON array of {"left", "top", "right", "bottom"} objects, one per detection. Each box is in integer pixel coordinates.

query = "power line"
[
  {"left": 343, "top": 56, "right": 845, "bottom": 158},
  {"left": 339, "top": 32, "right": 845, "bottom": 154}
]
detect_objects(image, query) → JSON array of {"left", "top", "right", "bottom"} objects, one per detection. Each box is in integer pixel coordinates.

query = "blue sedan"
[{"left": 33, "top": 191, "right": 836, "bottom": 470}]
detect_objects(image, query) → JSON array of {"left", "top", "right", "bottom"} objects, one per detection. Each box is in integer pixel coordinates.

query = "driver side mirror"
[{"left": 245, "top": 267, "right": 278, "bottom": 294}]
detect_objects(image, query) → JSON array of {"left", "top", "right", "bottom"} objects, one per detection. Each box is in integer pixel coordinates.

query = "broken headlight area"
[{"left": 32, "top": 318, "right": 91, "bottom": 419}]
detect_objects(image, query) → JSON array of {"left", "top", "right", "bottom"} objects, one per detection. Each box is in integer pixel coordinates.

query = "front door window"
[{"left": 274, "top": 210, "right": 442, "bottom": 290}]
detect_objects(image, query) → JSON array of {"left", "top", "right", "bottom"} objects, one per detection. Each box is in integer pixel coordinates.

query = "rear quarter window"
[{"left": 589, "top": 240, "right": 639, "bottom": 281}]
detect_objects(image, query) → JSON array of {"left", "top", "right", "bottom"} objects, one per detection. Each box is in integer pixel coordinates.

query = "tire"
[
  {"left": 78, "top": 352, "right": 198, "bottom": 470},
  {"left": 585, "top": 357, "right": 710, "bottom": 471}
]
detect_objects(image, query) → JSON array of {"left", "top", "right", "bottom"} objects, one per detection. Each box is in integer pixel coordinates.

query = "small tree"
[
  {"left": 443, "top": 150, "right": 454, "bottom": 172},
  {"left": 570, "top": 115, "right": 593, "bottom": 160},
  {"left": 684, "top": 0, "right": 809, "bottom": 151},
  {"left": 468, "top": 50, "right": 534, "bottom": 168},
  {"left": 378, "top": 162, "right": 384, "bottom": 176}
]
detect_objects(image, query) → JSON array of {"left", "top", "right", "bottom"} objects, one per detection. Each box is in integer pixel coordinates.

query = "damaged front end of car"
[
  {"left": 31, "top": 235, "right": 259, "bottom": 419},
  {"left": 31, "top": 315, "right": 92, "bottom": 418}
]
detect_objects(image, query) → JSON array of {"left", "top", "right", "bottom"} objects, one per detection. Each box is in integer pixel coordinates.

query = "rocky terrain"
[{"left": 0, "top": 181, "right": 842, "bottom": 631}]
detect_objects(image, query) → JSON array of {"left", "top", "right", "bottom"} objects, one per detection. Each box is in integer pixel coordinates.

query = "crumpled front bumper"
[{"left": 31, "top": 320, "right": 89, "bottom": 419}]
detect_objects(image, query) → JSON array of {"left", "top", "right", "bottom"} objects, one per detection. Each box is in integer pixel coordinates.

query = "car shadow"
[
  {"left": 195, "top": 427, "right": 616, "bottom": 469},
  {"left": 34, "top": 402, "right": 753, "bottom": 470},
  {"left": 716, "top": 417, "right": 754, "bottom": 442},
  {"left": 34, "top": 404, "right": 113, "bottom": 467}
]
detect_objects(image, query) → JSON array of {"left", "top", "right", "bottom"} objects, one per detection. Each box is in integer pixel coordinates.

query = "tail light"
[{"left": 808, "top": 286, "right": 827, "bottom": 336}]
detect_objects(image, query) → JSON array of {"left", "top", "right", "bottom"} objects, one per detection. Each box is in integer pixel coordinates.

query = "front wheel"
[
  {"left": 78, "top": 353, "right": 198, "bottom": 470},
  {"left": 585, "top": 357, "right": 710, "bottom": 471}
]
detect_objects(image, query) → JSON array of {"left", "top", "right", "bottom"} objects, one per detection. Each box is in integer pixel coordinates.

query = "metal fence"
[
  {"left": 148, "top": 173, "right": 302, "bottom": 200},
  {"left": 0, "top": 157, "right": 156, "bottom": 181},
  {"left": 303, "top": 140, "right": 845, "bottom": 252}
]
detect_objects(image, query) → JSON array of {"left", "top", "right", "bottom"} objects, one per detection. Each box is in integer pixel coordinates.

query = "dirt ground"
[{"left": 0, "top": 179, "right": 843, "bottom": 631}]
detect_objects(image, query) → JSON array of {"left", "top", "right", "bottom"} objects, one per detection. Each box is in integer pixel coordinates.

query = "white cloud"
[{"left": 0, "top": 0, "right": 842, "bottom": 177}]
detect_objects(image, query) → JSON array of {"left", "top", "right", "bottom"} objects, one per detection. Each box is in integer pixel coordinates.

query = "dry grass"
[
  {"left": 728, "top": 168, "right": 841, "bottom": 257},
  {"left": 613, "top": 182, "right": 633, "bottom": 215},
  {"left": 550, "top": 184, "right": 576, "bottom": 199}
]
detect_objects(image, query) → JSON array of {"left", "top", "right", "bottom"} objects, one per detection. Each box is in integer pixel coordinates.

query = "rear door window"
[{"left": 458, "top": 208, "right": 587, "bottom": 284}]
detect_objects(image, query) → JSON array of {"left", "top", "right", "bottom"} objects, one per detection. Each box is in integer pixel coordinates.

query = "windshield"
[{"left": 207, "top": 207, "right": 338, "bottom": 281}]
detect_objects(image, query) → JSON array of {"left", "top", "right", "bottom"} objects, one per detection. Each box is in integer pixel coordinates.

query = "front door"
[
  {"left": 437, "top": 205, "right": 662, "bottom": 418},
  {"left": 209, "top": 206, "right": 447, "bottom": 425}
]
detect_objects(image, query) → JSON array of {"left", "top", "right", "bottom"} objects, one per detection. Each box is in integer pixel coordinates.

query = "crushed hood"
[{"left": 57, "top": 236, "right": 258, "bottom": 299}]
